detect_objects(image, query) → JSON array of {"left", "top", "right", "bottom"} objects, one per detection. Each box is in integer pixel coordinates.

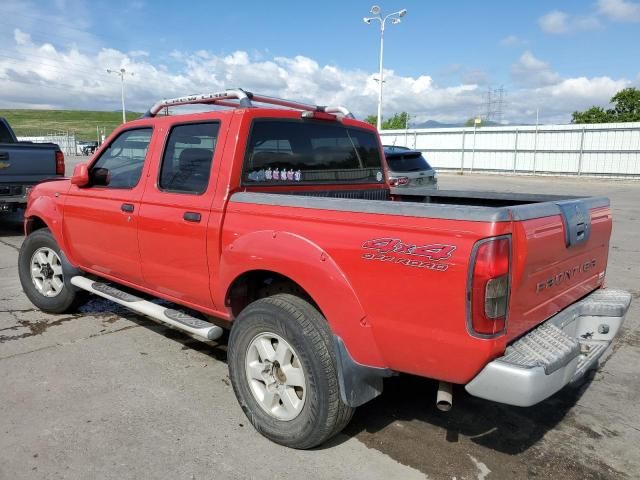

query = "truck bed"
[
  {"left": 229, "top": 187, "right": 611, "bottom": 380},
  {"left": 0, "top": 118, "right": 62, "bottom": 209}
]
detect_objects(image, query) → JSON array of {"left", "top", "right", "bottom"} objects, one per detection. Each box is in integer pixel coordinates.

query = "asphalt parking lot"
[{"left": 1, "top": 171, "right": 639, "bottom": 480}]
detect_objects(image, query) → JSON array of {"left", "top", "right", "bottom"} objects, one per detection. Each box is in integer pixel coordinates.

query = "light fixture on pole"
[
  {"left": 363, "top": 5, "right": 407, "bottom": 131},
  {"left": 107, "top": 68, "right": 134, "bottom": 124}
]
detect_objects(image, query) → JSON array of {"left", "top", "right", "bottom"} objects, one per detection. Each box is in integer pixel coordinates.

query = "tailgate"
[
  {"left": 507, "top": 198, "right": 611, "bottom": 341},
  {"left": 0, "top": 143, "right": 58, "bottom": 184}
]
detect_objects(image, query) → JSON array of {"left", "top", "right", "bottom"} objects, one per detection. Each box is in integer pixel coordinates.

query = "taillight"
[
  {"left": 55, "top": 151, "right": 65, "bottom": 175},
  {"left": 388, "top": 176, "right": 409, "bottom": 186},
  {"left": 468, "top": 236, "right": 511, "bottom": 337}
]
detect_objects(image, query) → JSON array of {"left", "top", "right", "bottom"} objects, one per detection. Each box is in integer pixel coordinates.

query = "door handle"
[
  {"left": 121, "top": 203, "right": 134, "bottom": 213},
  {"left": 183, "top": 212, "right": 201, "bottom": 223},
  {"left": 0, "top": 152, "right": 9, "bottom": 161}
]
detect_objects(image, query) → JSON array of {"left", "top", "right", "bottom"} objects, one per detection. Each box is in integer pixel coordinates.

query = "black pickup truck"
[{"left": 0, "top": 118, "right": 65, "bottom": 212}]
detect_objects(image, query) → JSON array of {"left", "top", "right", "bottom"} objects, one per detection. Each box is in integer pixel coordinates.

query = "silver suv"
[{"left": 383, "top": 146, "right": 437, "bottom": 189}]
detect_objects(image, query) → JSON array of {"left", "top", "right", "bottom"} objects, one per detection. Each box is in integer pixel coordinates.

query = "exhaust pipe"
[{"left": 436, "top": 381, "right": 453, "bottom": 412}]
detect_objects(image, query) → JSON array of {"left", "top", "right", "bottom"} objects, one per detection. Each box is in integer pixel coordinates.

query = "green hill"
[{"left": 0, "top": 109, "right": 142, "bottom": 141}]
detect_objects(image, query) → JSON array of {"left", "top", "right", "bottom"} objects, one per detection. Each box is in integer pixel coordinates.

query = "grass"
[{"left": 0, "top": 109, "right": 142, "bottom": 141}]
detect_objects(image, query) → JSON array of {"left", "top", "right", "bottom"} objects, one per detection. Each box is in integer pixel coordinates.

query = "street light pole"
[
  {"left": 377, "top": 21, "right": 385, "bottom": 131},
  {"left": 107, "top": 68, "right": 133, "bottom": 124},
  {"left": 364, "top": 5, "right": 407, "bottom": 131}
]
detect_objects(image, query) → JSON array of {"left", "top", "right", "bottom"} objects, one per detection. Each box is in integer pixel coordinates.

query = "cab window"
[
  {"left": 158, "top": 122, "right": 220, "bottom": 194},
  {"left": 90, "top": 128, "right": 152, "bottom": 189}
]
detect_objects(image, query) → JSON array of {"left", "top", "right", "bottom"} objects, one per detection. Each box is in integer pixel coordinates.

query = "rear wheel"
[
  {"left": 228, "top": 294, "right": 354, "bottom": 449},
  {"left": 18, "top": 228, "right": 84, "bottom": 313}
]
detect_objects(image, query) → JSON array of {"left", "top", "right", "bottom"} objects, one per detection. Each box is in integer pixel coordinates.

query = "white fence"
[
  {"left": 17, "top": 133, "right": 78, "bottom": 156},
  {"left": 379, "top": 122, "right": 640, "bottom": 177}
]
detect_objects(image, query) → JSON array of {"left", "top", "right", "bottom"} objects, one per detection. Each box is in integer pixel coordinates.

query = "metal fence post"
[
  {"left": 413, "top": 131, "right": 417, "bottom": 149},
  {"left": 460, "top": 129, "right": 466, "bottom": 174},
  {"left": 532, "top": 125, "right": 538, "bottom": 175},
  {"left": 577, "top": 127, "right": 586, "bottom": 176},
  {"left": 471, "top": 125, "right": 477, "bottom": 173},
  {"left": 512, "top": 128, "right": 519, "bottom": 173}
]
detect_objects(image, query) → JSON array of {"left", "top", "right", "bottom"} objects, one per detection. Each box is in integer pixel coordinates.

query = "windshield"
[
  {"left": 243, "top": 120, "right": 384, "bottom": 185},
  {"left": 385, "top": 152, "right": 431, "bottom": 173}
]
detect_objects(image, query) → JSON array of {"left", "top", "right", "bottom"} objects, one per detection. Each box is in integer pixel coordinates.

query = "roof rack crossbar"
[{"left": 143, "top": 89, "right": 354, "bottom": 118}]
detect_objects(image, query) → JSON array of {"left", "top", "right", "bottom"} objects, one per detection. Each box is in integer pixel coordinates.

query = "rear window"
[
  {"left": 385, "top": 152, "right": 431, "bottom": 173},
  {"left": 243, "top": 120, "right": 384, "bottom": 185}
]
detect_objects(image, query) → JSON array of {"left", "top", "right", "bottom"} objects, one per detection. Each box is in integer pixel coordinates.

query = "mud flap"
[
  {"left": 59, "top": 249, "right": 83, "bottom": 292},
  {"left": 333, "top": 335, "right": 393, "bottom": 408}
]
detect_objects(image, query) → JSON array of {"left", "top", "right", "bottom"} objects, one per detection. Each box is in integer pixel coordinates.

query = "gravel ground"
[{"left": 0, "top": 172, "right": 638, "bottom": 479}]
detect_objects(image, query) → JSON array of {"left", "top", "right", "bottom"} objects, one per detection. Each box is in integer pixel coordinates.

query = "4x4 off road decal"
[{"left": 361, "top": 237, "right": 456, "bottom": 272}]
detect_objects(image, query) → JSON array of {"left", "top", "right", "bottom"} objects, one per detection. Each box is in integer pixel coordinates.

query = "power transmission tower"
[{"left": 484, "top": 86, "right": 505, "bottom": 124}]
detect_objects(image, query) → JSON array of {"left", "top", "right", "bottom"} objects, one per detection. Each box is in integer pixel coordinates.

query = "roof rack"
[{"left": 143, "top": 88, "right": 354, "bottom": 119}]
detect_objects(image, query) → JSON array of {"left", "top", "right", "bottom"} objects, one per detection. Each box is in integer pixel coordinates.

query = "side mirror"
[{"left": 71, "top": 163, "right": 89, "bottom": 187}]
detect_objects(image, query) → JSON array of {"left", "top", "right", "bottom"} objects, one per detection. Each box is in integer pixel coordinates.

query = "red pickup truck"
[{"left": 18, "top": 90, "right": 631, "bottom": 449}]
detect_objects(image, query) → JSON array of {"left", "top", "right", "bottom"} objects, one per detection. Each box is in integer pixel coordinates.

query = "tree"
[
  {"left": 364, "top": 114, "right": 377, "bottom": 127},
  {"left": 610, "top": 88, "right": 640, "bottom": 122},
  {"left": 571, "top": 106, "right": 611, "bottom": 124},
  {"left": 363, "top": 112, "right": 409, "bottom": 130},
  {"left": 382, "top": 112, "right": 409, "bottom": 130},
  {"left": 572, "top": 87, "right": 640, "bottom": 124}
]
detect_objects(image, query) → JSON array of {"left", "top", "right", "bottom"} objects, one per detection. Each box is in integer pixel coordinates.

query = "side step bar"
[{"left": 70, "top": 276, "right": 224, "bottom": 341}]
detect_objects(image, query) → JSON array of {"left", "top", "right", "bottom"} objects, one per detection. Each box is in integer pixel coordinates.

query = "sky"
[{"left": 0, "top": 0, "right": 638, "bottom": 125}]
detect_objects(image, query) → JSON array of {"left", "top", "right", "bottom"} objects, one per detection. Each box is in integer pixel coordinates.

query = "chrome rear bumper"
[{"left": 465, "top": 289, "right": 632, "bottom": 407}]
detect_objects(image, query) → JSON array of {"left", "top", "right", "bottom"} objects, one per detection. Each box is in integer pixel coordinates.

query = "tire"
[
  {"left": 18, "top": 228, "right": 84, "bottom": 314},
  {"left": 228, "top": 294, "right": 354, "bottom": 449}
]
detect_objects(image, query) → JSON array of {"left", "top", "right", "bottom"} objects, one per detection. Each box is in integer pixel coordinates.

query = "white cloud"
[
  {"left": 539, "top": 10, "right": 601, "bottom": 34},
  {"left": 540, "top": 0, "right": 639, "bottom": 35},
  {"left": 598, "top": 0, "right": 640, "bottom": 21},
  {"left": 14, "top": 29, "right": 31, "bottom": 46},
  {"left": 539, "top": 11, "right": 569, "bottom": 33},
  {"left": 2, "top": 0, "right": 99, "bottom": 54},
  {"left": 129, "top": 50, "right": 149, "bottom": 58},
  {"left": 505, "top": 51, "right": 630, "bottom": 123},
  {"left": 506, "top": 76, "right": 628, "bottom": 124},
  {"left": 573, "top": 15, "right": 603, "bottom": 30},
  {"left": 0, "top": 29, "right": 635, "bottom": 125},
  {"left": 500, "top": 35, "right": 525, "bottom": 47},
  {"left": 511, "top": 51, "right": 561, "bottom": 88},
  {"left": 461, "top": 69, "right": 489, "bottom": 86}
]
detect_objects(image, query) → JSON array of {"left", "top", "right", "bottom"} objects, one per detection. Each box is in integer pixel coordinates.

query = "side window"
[
  {"left": 90, "top": 128, "right": 152, "bottom": 189},
  {"left": 0, "top": 122, "right": 14, "bottom": 142},
  {"left": 159, "top": 122, "right": 220, "bottom": 194}
]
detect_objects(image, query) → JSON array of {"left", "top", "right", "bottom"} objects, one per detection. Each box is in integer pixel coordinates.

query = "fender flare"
[
  {"left": 217, "top": 230, "right": 387, "bottom": 369},
  {"left": 24, "top": 197, "right": 83, "bottom": 288},
  {"left": 25, "top": 195, "right": 66, "bottom": 247}
]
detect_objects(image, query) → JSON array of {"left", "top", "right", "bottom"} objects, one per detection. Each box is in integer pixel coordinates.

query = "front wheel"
[
  {"left": 228, "top": 294, "right": 354, "bottom": 449},
  {"left": 18, "top": 228, "right": 84, "bottom": 313}
]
